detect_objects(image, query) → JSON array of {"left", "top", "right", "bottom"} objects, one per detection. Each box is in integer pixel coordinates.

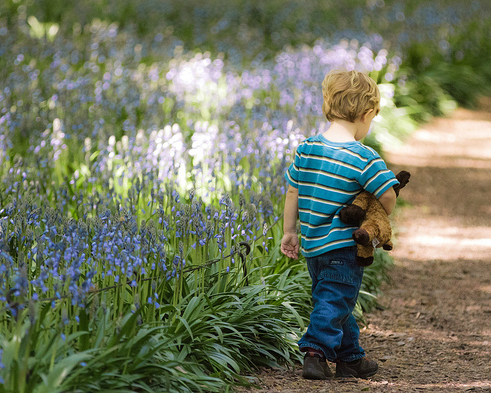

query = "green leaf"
[
  {"left": 181, "top": 294, "right": 205, "bottom": 322},
  {"left": 78, "top": 309, "right": 90, "bottom": 351},
  {"left": 175, "top": 315, "right": 194, "bottom": 341},
  {"left": 35, "top": 353, "right": 90, "bottom": 393},
  {"left": 281, "top": 301, "right": 305, "bottom": 329}
]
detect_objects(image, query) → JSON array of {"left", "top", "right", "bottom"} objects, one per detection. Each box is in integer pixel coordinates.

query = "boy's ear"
[{"left": 361, "top": 108, "right": 374, "bottom": 122}]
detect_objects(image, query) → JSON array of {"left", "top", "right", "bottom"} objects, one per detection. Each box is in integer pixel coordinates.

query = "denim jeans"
[{"left": 298, "top": 246, "right": 365, "bottom": 362}]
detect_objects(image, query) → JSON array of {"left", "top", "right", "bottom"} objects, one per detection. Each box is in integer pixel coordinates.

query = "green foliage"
[
  {"left": 394, "top": 17, "right": 491, "bottom": 118},
  {"left": 0, "top": 276, "right": 311, "bottom": 392},
  {"left": 0, "top": 306, "right": 90, "bottom": 393}
]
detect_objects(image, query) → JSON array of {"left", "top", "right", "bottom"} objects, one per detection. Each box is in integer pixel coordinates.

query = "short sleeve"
[
  {"left": 285, "top": 147, "right": 301, "bottom": 188},
  {"left": 358, "top": 155, "right": 399, "bottom": 198}
]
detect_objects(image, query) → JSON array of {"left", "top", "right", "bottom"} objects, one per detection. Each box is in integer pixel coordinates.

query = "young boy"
[{"left": 281, "top": 70, "right": 399, "bottom": 379}]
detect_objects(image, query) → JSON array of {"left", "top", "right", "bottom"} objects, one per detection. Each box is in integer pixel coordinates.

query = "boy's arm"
[
  {"left": 378, "top": 187, "right": 397, "bottom": 215},
  {"left": 281, "top": 186, "right": 299, "bottom": 259},
  {"left": 358, "top": 154, "right": 399, "bottom": 216}
]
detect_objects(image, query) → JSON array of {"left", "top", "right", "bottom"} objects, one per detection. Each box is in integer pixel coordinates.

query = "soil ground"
[{"left": 239, "top": 98, "right": 491, "bottom": 392}]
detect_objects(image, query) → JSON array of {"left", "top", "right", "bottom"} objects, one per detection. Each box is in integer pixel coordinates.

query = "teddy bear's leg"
[
  {"left": 339, "top": 192, "right": 374, "bottom": 225},
  {"left": 355, "top": 244, "right": 374, "bottom": 266},
  {"left": 352, "top": 228, "right": 370, "bottom": 246},
  {"left": 339, "top": 204, "right": 366, "bottom": 225},
  {"left": 382, "top": 240, "right": 393, "bottom": 251},
  {"left": 356, "top": 255, "right": 374, "bottom": 267},
  {"left": 353, "top": 222, "right": 383, "bottom": 247}
]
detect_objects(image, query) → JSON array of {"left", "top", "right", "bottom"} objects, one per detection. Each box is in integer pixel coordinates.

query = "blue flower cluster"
[{"left": 0, "top": 159, "right": 277, "bottom": 313}]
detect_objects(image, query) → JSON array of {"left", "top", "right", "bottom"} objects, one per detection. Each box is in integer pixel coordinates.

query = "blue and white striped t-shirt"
[{"left": 285, "top": 134, "right": 399, "bottom": 258}]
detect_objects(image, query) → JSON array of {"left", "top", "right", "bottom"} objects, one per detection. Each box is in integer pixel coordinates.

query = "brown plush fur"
[{"left": 339, "top": 171, "right": 411, "bottom": 266}]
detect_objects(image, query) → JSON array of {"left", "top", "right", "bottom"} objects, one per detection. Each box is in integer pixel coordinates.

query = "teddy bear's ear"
[
  {"left": 397, "top": 171, "right": 411, "bottom": 185},
  {"left": 393, "top": 171, "right": 411, "bottom": 197}
]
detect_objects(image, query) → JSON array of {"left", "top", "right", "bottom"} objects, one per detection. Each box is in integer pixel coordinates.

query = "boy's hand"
[{"left": 281, "top": 233, "right": 299, "bottom": 259}]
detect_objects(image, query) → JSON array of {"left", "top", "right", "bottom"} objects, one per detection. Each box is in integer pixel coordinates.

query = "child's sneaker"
[
  {"left": 302, "top": 352, "right": 333, "bottom": 380},
  {"left": 335, "top": 357, "right": 378, "bottom": 379}
]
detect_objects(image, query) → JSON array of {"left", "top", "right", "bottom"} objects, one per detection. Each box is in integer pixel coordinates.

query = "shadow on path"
[{"left": 363, "top": 97, "right": 491, "bottom": 391}]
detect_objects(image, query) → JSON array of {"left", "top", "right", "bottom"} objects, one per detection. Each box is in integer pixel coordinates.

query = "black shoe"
[
  {"left": 302, "top": 353, "right": 333, "bottom": 380},
  {"left": 335, "top": 357, "right": 378, "bottom": 379}
]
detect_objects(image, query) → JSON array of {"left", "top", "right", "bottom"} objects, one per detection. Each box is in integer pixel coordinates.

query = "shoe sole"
[
  {"left": 302, "top": 372, "right": 329, "bottom": 380},
  {"left": 303, "top": 366, "right": 330, "bottom": 380},
  {"left": 335, "top": 369, "right": 378, "bottom": 379},
  {"left": 303, "top": 367, "right": 332, "bottom": 380}
]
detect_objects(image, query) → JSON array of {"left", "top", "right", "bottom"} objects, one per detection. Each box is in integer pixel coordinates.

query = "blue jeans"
[{"left": 298, "top": 246, "right": 365, "bottom": 362}]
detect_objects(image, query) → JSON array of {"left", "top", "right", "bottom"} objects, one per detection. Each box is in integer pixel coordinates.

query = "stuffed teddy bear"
[{"left": 339, "top": 171, "right": 411, "bottom": 267}]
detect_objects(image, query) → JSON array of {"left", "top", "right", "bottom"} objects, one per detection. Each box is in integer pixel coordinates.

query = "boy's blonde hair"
[{"left": 322, "top": 70, "right": 380, "bottom": 123}]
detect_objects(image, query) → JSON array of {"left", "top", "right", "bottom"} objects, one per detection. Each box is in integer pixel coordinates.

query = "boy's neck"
[{"left": 322, "top": 119, "right": 360, "bottom": 143}]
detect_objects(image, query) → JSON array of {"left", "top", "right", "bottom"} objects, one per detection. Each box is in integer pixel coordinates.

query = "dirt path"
[{"left": 240, "top": 98, "right": 491, "bottom": 392}]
